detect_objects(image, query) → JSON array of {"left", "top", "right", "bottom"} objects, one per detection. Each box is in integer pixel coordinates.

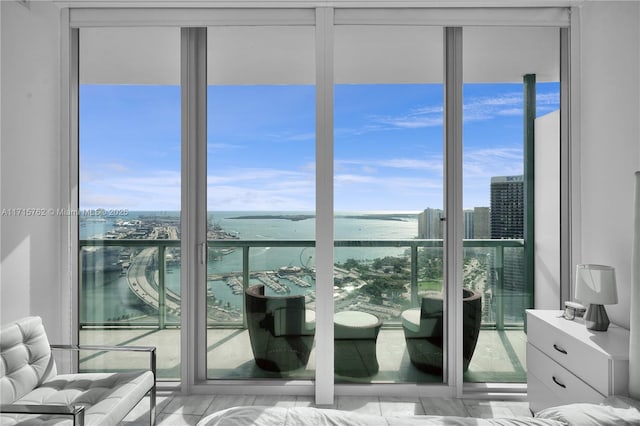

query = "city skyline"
[{"left": 80, "top": 83, "right": 559, "bottom": 212}]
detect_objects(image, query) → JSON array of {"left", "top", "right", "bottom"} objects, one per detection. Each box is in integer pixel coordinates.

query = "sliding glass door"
[
  {"left": 333, "top": 24, "right": 445, "bottom": 383},
  {"left": 205, "top": 24, "right": 317, "bottom": 380},
  {"left": 73, "top": 7, "right": 567, "bottom": 394},
  {"left": 78, "top": 27, "right": 182, "bottom": 379},
  {"left": 462, "top": 26, "right": 560, "bottom": 383}
]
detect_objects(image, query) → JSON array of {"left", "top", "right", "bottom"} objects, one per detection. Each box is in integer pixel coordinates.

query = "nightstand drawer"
[
  {"left": 526, "top": 310, "right": 629, "bottom": 412},
  {"left": 528, "top": 372, "right": 570, "bottom": 414},
  {"left": 527, "top": 343, "right": 604, "bottom": 405},
  {"left": 527, "top": 313, "right": 610, "bottom": 393}
]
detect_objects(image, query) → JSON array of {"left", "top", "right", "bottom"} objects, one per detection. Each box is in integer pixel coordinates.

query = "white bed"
[{"left": 197, "top": 396, "right": 640, "bottom": 426}]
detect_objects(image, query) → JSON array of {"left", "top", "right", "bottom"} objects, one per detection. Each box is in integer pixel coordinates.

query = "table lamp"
[{"left": 574, "top": 264, "right": 618, "bottom": 331}]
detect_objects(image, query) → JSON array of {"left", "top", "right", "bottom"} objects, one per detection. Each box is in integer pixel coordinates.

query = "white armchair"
[{"left": 0, "top": 316, "right": 156, "bottom": 425}]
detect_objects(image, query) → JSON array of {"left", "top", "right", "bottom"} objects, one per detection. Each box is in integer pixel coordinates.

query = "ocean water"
[
  {"left": 80, "top": 211, "right": 420, "bottom": 322},
  {"left": 79, "top": 211, "right": 419, "bottom": 240}
]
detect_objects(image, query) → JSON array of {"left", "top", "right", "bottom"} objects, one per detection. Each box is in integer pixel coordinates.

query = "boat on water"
[
  {"left": 277, "top": 265, "right": 302, "bottom": 275},
  {"left": 224, "top": 276, "right": 244, "bottom": 295},
  {"left": 256, "top": 273, "right": 290, "bottom": 294}
]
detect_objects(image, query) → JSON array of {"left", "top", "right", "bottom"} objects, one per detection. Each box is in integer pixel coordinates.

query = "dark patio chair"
[
  {"left": 401, "top": 288, "right": 482, "bottom": 374},
  {"left": 245, "top": 284, "right": 316, "bottom": 372}
]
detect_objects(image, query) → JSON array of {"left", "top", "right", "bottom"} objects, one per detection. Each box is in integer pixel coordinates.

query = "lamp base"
[{"left": 584, "top": 304, "right": 610, "bottom": 331}]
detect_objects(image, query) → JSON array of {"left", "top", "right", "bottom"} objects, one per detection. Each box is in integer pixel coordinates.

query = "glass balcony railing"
[{"left": 79, "top": 239, "right": 526, "bottom": 331}]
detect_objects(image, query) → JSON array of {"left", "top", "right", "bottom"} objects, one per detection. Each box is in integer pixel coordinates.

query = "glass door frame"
[{"left": 66, "top": 5, "right": 572, "bottom": 403}]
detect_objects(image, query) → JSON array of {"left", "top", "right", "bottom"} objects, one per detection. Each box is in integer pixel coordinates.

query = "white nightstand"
[{"left": 526, "top": 309, "right": 630, "bottom": 413}]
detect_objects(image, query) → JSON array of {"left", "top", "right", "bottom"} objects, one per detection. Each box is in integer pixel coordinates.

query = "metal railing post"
[
  {"left": 158, "top": 244, "right": 166, "bottom": 330},
  {"left": 242, "top": 246, "right": 250, "bottom": 329},
  {"left": 410, "top": 245, "right": 419, "bottom": 307},
  {"left": 496, "top": 245, "right": 505, "bottom": 331}
]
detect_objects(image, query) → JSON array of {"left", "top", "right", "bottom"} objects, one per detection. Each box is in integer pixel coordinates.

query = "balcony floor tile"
[{"left": 81, "top": 327, "right": 526, "bottom": 383}]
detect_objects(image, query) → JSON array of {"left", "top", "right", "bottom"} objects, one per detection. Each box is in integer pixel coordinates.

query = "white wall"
[
  {"left": 0, "top": 1, "right": 67, "bottom": 342},
  {"left": 577, "top": 1, "right": 640, "bottom": 329}
]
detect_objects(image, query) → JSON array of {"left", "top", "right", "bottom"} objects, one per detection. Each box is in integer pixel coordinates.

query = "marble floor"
[
  {"left": 80, "top": 327, "right": 530, "bottom": 424},
  {"left": 123, "top": 393, "right": 533, "bottom": 425}
]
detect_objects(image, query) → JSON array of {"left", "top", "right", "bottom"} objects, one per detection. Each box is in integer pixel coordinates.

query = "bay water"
[{"left": 80, "top": 211, "right": 420, "bottom": 323}]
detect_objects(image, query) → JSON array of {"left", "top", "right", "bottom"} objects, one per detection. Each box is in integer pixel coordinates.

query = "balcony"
[{"left": 79, "top": 238, "right": 527, "bottom": 383}]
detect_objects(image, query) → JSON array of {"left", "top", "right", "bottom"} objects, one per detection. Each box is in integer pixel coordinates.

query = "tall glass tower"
[
  {"left": 490, "top": 175, "right": 524, "bottom": 239},
  {"left": 490, "top": 175, "right": 525, "bottom": 322}
]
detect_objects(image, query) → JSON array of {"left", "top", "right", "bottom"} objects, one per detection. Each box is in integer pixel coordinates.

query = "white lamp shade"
[{"left": 575, "top": 264, "right": 618, "bottom": 305}]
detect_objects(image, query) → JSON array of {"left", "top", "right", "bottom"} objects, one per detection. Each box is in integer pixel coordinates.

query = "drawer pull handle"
[
  {"left": 552, "top": 376, "right": 566, "bottom": 389},
  {"left": 553, "top": 344, "right": 568, "bottom": 355}
]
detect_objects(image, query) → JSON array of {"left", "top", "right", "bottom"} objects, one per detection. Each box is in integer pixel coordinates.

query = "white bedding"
[
  {"left": 198, "top": 396, "right": 640, "bottom": 426},
  {"left": 535, "top": 396, "right": 640, "bottom": 425},
  {"left": 198, "top": 406, "right": 562, "bottom": 426}
]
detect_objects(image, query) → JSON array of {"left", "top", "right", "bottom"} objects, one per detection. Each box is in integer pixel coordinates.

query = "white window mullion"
[
  {"left": 315, "top": 6, "right": 335, "bottom": 406},
  {"left": 65, "top": 22, "right": 80, "bottom": 374},
  {"left": 560, "top": 27, "right": 572, "bottom": 306},
  {"left": 444, "top": 26, "right": 464, "bottom": 397},
  {"left": 180, "top": 27, "right": 208, "bottom": 393}
]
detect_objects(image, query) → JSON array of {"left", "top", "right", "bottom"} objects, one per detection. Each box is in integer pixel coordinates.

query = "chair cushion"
[
  {"left": 304, "top": 310, "right": 316, "bottom": 333},
  {"left": 1, "top": 317, "right": 57, "bottom": 404},
  {"left": 0, "top": 370, "right": 154, "bottom": 426},
  {"left": 401, "top": 308, "right": 421, "bottom": 333},
  {"left": 334, "top": 311, "right": 381, "bottom": 340}
]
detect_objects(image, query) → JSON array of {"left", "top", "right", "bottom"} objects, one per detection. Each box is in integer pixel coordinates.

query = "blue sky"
[{"left": 80, "top": 83, "right": 559, "bottom": 212}]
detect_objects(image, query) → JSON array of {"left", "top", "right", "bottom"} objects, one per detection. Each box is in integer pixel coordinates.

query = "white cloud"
[
  {"left": 381, "top": 158, "right": 442, "bottom": 170},
  {"left": 81, "top": 172, "right": 182, "bottom": 211},
  {"left": 371, "top": 104, "right": 443, "bottom": 130},
  {"left": 267, "top": 131, "right": 316, "bottom": 142},
  {"left": 463, "top": 92, "right": 523, "bottom": 121},
  {"left": 335, "top": 174, "right": 378, "bottom": 184},
  {"left": 464, "top": 147, "right": 523, "bottom": 179},
  {"left": 207, "top": 182, "right": 315, "bottom": 211},
  {"left": 207, "top": 142, "right": 243, "bottom": 151},
  {"left": 207, "top": 168, "right": 311, "bottom": 185},
  {"left": 105, "top": 163, "right": 129, "bottom": 173},
  {"left": 336, "top": 157, "right": 442, "bottom": 172},
  {"left": 352, "top": 89, "right": 559, "bottom": 133},
  {"left": 496, "top": 108, "right": 523, "bottom": 116},
  {"left": 376, "top": 115, "right": 443, "bottom": 129},
  {"left": 206, "top": 166, "right": 316, "bottom": 210}
]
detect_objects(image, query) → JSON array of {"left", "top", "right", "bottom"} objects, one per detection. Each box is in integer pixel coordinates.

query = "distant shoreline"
[
  {"left": 228, "top": 213, "right": 415, "bottom": 222},
  {"left": 228, "top": 214, "right": 314, "bottom": 222}
]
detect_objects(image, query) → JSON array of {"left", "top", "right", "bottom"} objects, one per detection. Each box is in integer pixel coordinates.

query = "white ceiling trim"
[
  {"left": 56, "top": 0, "right": 582, "bottom": 8},
  {"left": 70, "top": 8, "right": 316, "bottom": 27},
  {"left": 334, "top": 7, "right": 570, "bottom": 26},
  {"left": 70, "top": 4, "right": 570, "bottom": 27},
  {"left": 69, "top": 2, "right": 571, "bottom": 28}
]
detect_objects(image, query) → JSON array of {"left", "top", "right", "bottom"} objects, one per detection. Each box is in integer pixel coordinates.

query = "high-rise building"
[
  {"left": 418, "top": 208, "right": 443, "bottom": 239},
  {"left": 473, "top": 207, "right": 490, "bottom": 239},
  {"left": 490, "top": 175, "right": 524, "bottom": 239},
  {"left": 489, "top": 175, "right": 525, "bottom": 316},
  {"left": 420, "top": 207, "right": 490, "bottom": 240},
  {"left": 464, "top": 210, "right": 474, "bottom": 239}
]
